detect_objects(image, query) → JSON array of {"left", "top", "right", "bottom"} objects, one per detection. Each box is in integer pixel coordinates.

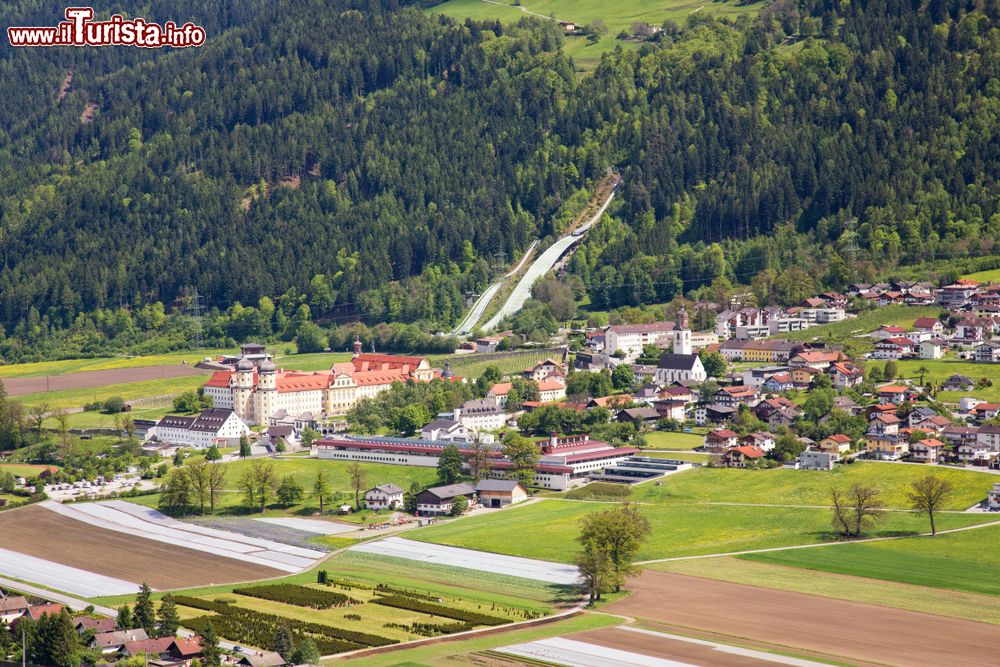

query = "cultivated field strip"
[
  {"left": 105, "top": 501, "right": 323, "bottom": 558},
  {"left": 0, "top": 547, "right": 136, "bottom": 597},
  {"left": 497, "top": 637, "right": 695, "bottom": 667},
  {"left": 253, "top": 517, "right": 357, "bottom": 535},
  {"left": 41, "top": 501, "right": 323, "bottom": 573},
  {"left": 349, "top": 537, "right": 580, "bottom": 585}
]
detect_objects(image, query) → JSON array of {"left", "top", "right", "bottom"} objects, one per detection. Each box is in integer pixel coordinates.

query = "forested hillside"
[{"left": 0, "top": 0, "right": 997, "bottom": 360}]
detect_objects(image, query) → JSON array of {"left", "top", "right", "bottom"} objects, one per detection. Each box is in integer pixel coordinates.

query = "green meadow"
[{"left": 741, "top": 523, "right": 1000, "bottom": 597}]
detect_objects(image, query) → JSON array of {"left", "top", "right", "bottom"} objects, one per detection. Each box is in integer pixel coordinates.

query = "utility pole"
[{"left": 184, "top": 287, "right": 206, "bottom": 349}]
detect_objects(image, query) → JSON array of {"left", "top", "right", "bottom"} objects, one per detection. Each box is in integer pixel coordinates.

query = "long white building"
[{"left": 147, "top": 408, "right": 250, "bottom": 448}]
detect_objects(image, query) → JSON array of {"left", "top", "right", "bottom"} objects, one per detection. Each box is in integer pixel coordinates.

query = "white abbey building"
[{"left": 203, "top": 343, "right": 442, "bottom": 426}]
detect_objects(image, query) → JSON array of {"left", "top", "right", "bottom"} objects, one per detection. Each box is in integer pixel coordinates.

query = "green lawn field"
[
  {"left": 14, "top": 375, "right": 207, "bottom": 412},
  {"left": 639, "top": 450, "right": 713, "bottom": 464},
  {"left": 0, "top": 349, "right": 233, "bottom": 379},
  {"left": 130, "top": 457, "right": 439, "bottom": 516},
  {"left": 428, "top": 350, "right": 558, "bottom": 380},
  {"left": 0, "top": 463, "right": 58, "bottom": 477},
  {"left": 896, "top": 355, "right": 1000, "bottom": 402},
  {"left": 962, "top": 266, "right": 1000, "bottom": 282},
  {"left": 741, "top": 523, "right": 1000, "bottom": 597},
  {"left": 630, "top": 463, "right": 994, "bottom": 510},
  {"left": 641, "top": 431, "right": 704, "bottom": 450},
  {"left": 651, "top": 555, "right": 1000, "bottom": 625},
  {"left": 269, "top": 352, "right": 352, "bottom": 371},
  {"left": 408, "top": 497, "right": 994, "bottom": 564}
]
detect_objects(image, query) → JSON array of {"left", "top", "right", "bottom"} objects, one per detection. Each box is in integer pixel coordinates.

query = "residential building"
[
  {"left": 763, "top": 372, "right": 794, "bottom": 393},
  {"left": 741, "top": 431, "right": 776, "bottom": 452},
  {"left": 988, "top": 482, "right": 1000, "bottom": 511},
  {"left": 942, "top": 425, "right": 979, "bottom": 449},
  {"left": 238, "top": 652, "right": 287, "bottom": 667},
  {"left": 866, "top": 435, "right": 908, "bottom": 460},
  {"left": 364, "top": 483, "right": 404, "bottom": 510},
  {"left": 537, "top": 377, "right": 567, "bottom": 402},
  {"left": 720, "top": 339, "right": 798, "bottom": 363},
  {"left": 833, "top": 395, "right": 862, "bottom": 416},
  {"left": 800, "top": 450, "right": 839, "bottom": 470},
  {"left": 696, "top": 403, "right": 737, "bottom": 425},
  {"left": 617, "top": 406, "right": 661, "bottom": 428},
  {"left": 475, "top": 479, "right": 528, "bottom": 508},
  {"left": 768, "top": 406, "right": 801, "bottom": 430},
  {"left": 454, "top": 398, "right": 506, "bottom": 434},
  {"left": 872, "top": 325, "right": 908, "bottom": 340},
  {"left": 919, "top": 339, "right": 945, "bottom": 359},
  {"left": 913, "top": 317, "right": 944, "bottom": 335},
  {"left": 414, "top": 483, "right": 476, "bottom": 515},
  {"left": 722, "top": 446, "right": 766, "bottom": 468},
  {"left": 651, "top": 398, "right": 687, "bottom": 421},
  {"left": 910, "top": 438, "right": 946, "bottom": 463},
  {"left": 92, "top": 630, "right": 150, "bottom": 655},
  {"left": 830, "top": 362, "right": 864, "bottom": 389},
  {"left": 942, "top": 374, "right": 975, "bottom": 392},
  {"left": 789, "top": 350, "right": 843, "bottom": 370},
  {"left": 420, "top": 417, "right": 466, "bottom": 442},
  {"left": 976, "top": 425, "right": 1000, "bottom": 452},
  {"left": 754, "top": 397, "right": 797, "bottom": 420},
  {"left": 789, "top": 366, "right": 819, "bottom": 386},
  {"left": 958, "top": 442, "right": 994, "bottom": 465},
  {"left": 937, "top": 280, "right": 980, "bottom": 307},
  {"left": 714, "top": 385, "right": 760, "bottom": 408},
  {"left": 871, "top": 337, "right": 917, "bottom": 360},
  {"left": 523, "top": 358, "right": 566, "bottom": 382},
  {"left": 147, "top": 408, "right": 250, "bottom": 449},
  {"left": 974, "top": 341, "right": 1000, "bottom": 363},
  {"left": 0, "top": 596, "right": 29, "bottom": 624},
  {"left": 704, "top": 429, "right": 740, "bottom": 454},
  {"left": 818, "top": 434, "right": 852, "bottom": 454}
]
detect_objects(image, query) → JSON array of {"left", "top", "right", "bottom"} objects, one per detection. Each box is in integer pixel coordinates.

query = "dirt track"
[
  {"left": 0, "top": 505, "right": 282, "bottom": 589},
  {"left": 3, "top": 365, "right": 208, "bottom": 396},
  {"left": 606, "top": 571, "right": 1000, "bottom": 667}
]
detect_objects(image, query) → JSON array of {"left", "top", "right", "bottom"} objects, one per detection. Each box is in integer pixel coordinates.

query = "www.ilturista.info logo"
[{"left": 8, "top": 7, "right": 205, "bottom": 47}]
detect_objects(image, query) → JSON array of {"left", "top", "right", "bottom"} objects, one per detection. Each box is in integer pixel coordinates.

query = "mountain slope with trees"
[{"left": 0, "top": 0, "right": 997, "bottom": 361}]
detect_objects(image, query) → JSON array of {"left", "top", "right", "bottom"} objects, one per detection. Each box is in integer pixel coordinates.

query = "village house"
[
  {"left": 73, "top": 616, "right": 118, "bottom": 634},
  {"left": 754, "top": 397, "right": 797, "bottom": 420},
  {"left": 704, "top": 428, "right": 740, "bottom": 454},
  {"left": 789, "top": 366, "right": 819, "bottom": 386},
  {"left": 958, "top": 441, "right": 994, "bottom": 465},
  {"left": 919, "top": 339, "right": 945, "bottom": 359},
  {"left": 537, "top": 377, "right": 567, "bottom": 402},
  {"left": 974, "top": 341, "right": 1000, "bottom": 363},
  {"left": 93, "top": 630, "right": 150, "bottom": 655},
  {"left": 741, "top": 431, "right": 776, "bottom": 452},
  {"left": 789, "top": 350, "right": 843, "bottom": 370},
  {"left": 877, "top": 385, "right": 915, "bottom": 405},
  {"left": 696, "top": 403, "right": 737, "bottom": 425},
  {"left": 800, "top": 449, "right": 839, "bottom": 470},
  {"left": 651, "top": 398, "right": 687, "bottom": 421},
  {"left": 937, "top": 280, "right": 981, "bottom": 308},
  {"left": 714, "top": 385, "right": 760, "bottom": 408},
  {"left": 971, "top": 402, "right": 1000, "bottom": 421},
  {"left": 238, "top": 652, "right": 287, "bottom": 667},
  {"left": 414, "top": 483, "right": 477, "bottom": 515},
  {"left": 523, "top": 358, "right": 566, "bottom": 382},
  {"left": 833, "top": 395, "right": 862, "bottom": 416},
  {"left": 941, "top": 425, "right": 979, "bottom": 449},
  {"left": 454, "top": 398, "right": 506, "bottom": 434},
  {"left": 768, "top": 406, "right": 801, "bottom": 430},
  {"left": 942, "top": 374, "right": 975, "bottom": 391},
  {"left": 872, "top": 325, "right": 908, "bottom": 340},
  {"left": 365, "top": 483, "right": 404, "bottom": 510},
  {"left": 913, "top": 317, "right": 944, "bottom": 336},
  {"left": 830, "top": 362, "right": 864, "bottom": 389},
  {"left": 474, "top": 479, "right": 528, "bottom": 508},
  {"left": 910, "top": 438, "right": 946, "bottom": 463},
  {"left": 616, "top": 406, "right": 661, "bottom": 429},
  {"left": 720, "top": 339, "right": 798, "bottom": 363},
  {"left": 818, "top": 434, "right": 852, "bottom": 454},
  {"left": 722, "top": 446, "right": 766, "bottom": 468},
  {"left": 976, "top": 425, "right": 1000, "bottom": 452},
  {"left": 763, "top": 372, "right": 794, "bottom": 393},
  {"left": 871, "top": 337, "right": 917, "bottom": 360},
  {"left": 0, "top": 596, "right": 29, "bottom": 624}
]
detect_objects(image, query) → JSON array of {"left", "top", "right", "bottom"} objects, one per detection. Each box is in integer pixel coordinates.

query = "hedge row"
[
  {"left": 323, "top": 577, "right": 440, "bottom": 602},
  {"left": 373, "top": 596, "right": 509, "bottom": 626},
  {"left": 173, "top": 596, "right": 396, "bottom": 651},
  {"left": 232, "top": 584, "right": 358, "bottom": 609},
  {"left": 184, "top": 615, "right": 358, "bottom": 656}
]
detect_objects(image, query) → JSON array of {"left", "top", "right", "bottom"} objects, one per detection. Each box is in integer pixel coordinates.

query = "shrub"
[
  {"left": 372, "top": 596, "right": 509, "bottom": 626},
  {"left": 232, "top": 584, "right": 357, "bottom": 609}
]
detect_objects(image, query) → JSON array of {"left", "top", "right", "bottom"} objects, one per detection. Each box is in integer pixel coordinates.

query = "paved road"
[
  {"left": 481, "top": 183, "right": 619, "bottom": 332},
  {"left": 0, "top": 575, "right": 117, "bottom": 616}
]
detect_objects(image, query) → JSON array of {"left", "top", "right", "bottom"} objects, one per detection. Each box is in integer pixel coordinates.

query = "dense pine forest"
[{"left": 0, "top": 0, "right": 997, "bottom": 360}]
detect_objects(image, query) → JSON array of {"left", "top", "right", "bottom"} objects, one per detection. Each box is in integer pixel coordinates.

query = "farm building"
[
  {"left": 475, "top": 479, "right": 528, "bottom": 508},
  {"left": 415, "top": 483, "right": 476, "bottom": 515},
  {"left": 365, "top": 483, "right": 404, "bottom": 510},
  {"left": 147, "top": 408, "right": 250, "bottom": 449}
]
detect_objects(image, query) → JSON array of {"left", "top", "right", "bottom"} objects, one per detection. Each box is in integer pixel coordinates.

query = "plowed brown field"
[
  {"left": 0, "top": 505, "right": 282, "bottom": 590},
  {"left": 606, "top": 570, "right": 1000, "bottom": 667}
]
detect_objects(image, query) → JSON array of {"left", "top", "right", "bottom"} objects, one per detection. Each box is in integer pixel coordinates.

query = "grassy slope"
[
  {"left": 781, "top": 305, "right": 941, "bottom": 351},
  {"left": 962, "top": 266, "right": 1000, "bottom": 282},
  {"left": 641, "top": 431, "right": 704, "bottom": 450},
  {"left": 741, "top": 523, "right": 1000, "bottom": 597},
  {"left": 427, "top": 0, "right": 761, "bottom": 71},
  {"left": 408, "top": 497, "right": 993, "bottom": 564},
  {"left": 650, "top": 556, "right": 1000, "bottom": 625},
  {"left": 897, "top": 354, "right": 1000, "bottom": 402},
  {"left": 629, "top": 463, "right": 994, "bottom": 510},
  {"left": 16, "top": 375, "right": 207, "bottom": 411}
]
